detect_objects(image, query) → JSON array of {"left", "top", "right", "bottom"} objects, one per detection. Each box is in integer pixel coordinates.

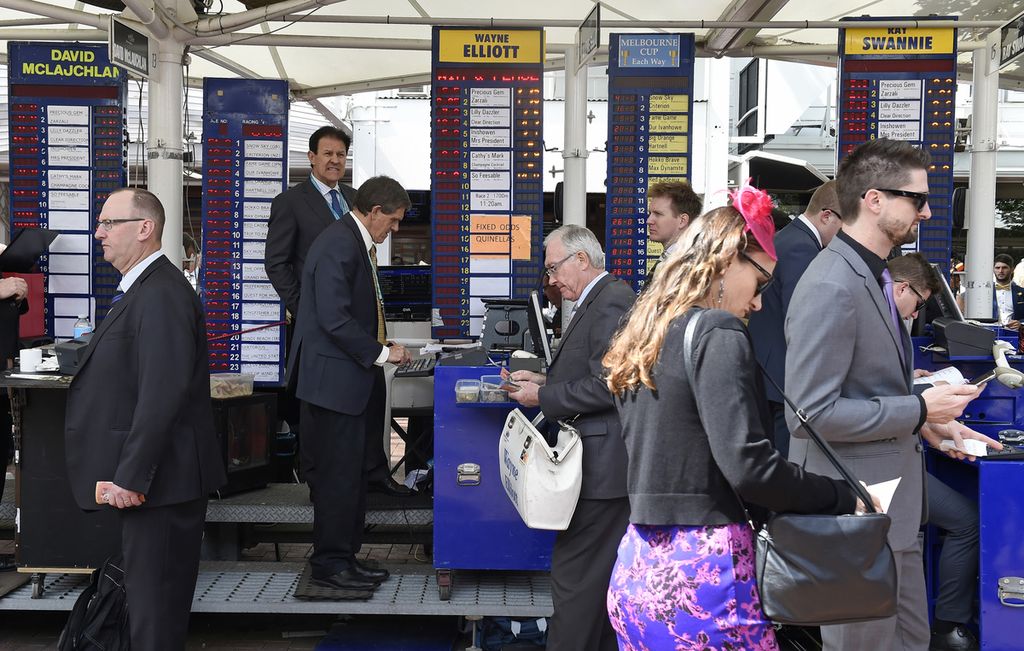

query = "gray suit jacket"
[
  {"left": 538, "top": 273, "right": 635, "bottom": 500},
  {"left": 784, "top": 235, "right": 926, "bottom": 551}
]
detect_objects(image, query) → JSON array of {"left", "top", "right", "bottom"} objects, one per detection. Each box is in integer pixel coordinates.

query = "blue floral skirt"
[{"left": 606, "top": 522, "right": 779, "bottom": 651}]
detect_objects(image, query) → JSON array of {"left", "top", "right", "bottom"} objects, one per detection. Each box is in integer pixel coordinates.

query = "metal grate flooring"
[{"left": 0, "top": 562, "right": 553, "bottom": 617}]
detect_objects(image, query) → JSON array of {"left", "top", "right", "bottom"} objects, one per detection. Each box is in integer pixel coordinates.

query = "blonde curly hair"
[{"left": 604, "top": 205, "right": 767, "bottom": 395}]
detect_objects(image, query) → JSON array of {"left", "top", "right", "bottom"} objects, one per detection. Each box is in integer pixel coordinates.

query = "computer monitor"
[
  {"left": 528, "top": 290, "right": 553, "bottom": 366},
  {"left": 931, "top": 263, "right": 964, "bottom": 322},
  {"left": 378, "top": 265, "right": 431, "bottom": 321}
]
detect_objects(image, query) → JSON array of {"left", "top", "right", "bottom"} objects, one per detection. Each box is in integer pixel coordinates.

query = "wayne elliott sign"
[{"left": 109, "top": 16, "right": 151, "bottom": 78}]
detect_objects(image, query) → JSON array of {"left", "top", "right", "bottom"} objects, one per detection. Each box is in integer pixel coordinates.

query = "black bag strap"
[{"left": 682, "top": 307, "right": 876, "bottom": 513}]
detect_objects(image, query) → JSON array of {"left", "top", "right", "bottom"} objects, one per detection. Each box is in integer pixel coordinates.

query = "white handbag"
[{"left": 498, "top": 409, "right": 583, "bottom": 530}]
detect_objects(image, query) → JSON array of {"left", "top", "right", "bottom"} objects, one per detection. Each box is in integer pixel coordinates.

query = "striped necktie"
[
  {"left": 110, "top": 291, "right": 125, "bottom": 305},
  {"left": 369, "top": 245, "right": 386, "bottom": 345},
  {"left": 329, "top": 189, "right": 344, "bottom": 219}
]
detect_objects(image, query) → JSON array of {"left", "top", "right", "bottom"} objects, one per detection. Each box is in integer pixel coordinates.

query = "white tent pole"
[
  {"left": 561, "top": 44, "right": 588, "bottom": 327},
  {"left": 0, "top": 0, "right": 105, "bottom": 28},
  {"left": 147, "top": 36, "right": 185, "bottom": 268},
  {"left": 702, "top": 57, "right": 731, "bottom": 207},
  {"left": 122, "top": 0, "right": 169, "bottom": 39},
  {"left": 964, "top": 33, "right": 1000, "bottom": 320},
  {"left": 187, "top": 0, "right": 345, "bottom": 37}
]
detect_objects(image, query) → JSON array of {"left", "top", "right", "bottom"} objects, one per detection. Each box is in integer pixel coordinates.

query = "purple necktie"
[{"left": 880, "top": 268, "right": 904, "bottom": 359}]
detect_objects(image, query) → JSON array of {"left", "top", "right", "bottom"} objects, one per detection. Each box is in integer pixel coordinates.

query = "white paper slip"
[
  {"left": 913, "top": 366, "right": 967, "bottom": 385},
  {"left": 939, "top": 439, "right": 989, "bottom": 457},
  {"left": 865, "top": 477, "right": 901, "bottom": 514}
]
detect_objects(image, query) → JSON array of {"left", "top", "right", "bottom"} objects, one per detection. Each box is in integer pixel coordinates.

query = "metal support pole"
[
  {"left": 701, "top": 57, "right": 731, "bottom": 207},
  {"left": 964, "top": 36, "right": 999, "bottom": 320},
  {"left": 147, "top": 38, "right": 185, "bottom": 268},
  {"left": 561, "top": 45, "right": 589, "bottom": 328}
]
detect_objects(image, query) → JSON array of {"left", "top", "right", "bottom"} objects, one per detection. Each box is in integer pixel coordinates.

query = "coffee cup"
[{"left": 19, "top": 348, "right": 42, "bottom": 371}]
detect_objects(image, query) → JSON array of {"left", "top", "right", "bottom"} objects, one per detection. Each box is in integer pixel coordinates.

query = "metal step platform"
[{"left": 0, "top": 562, "right": 553, "bottom": 617}]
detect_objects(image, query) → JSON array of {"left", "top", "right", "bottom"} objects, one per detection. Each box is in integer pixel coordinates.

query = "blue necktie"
[
  {"left": 329, "top": 189, "right": 344, "bottom": 219},
  {"left": 111, "top": 291, "right": 125, "bottom": 305}
]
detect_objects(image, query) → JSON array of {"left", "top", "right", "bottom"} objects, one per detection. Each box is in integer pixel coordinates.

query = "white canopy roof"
[{"left": 0, "top": 0, "right": 1019, "bottom": 103}]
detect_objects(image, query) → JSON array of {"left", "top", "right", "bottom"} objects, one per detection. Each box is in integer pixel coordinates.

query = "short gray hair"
[{"left": 545, "top": 225, "right": 605, "bottom": 269}]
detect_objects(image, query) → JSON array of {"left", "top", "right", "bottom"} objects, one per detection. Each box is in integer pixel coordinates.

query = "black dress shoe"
[
  {"left": 368, "top": 478, "right": 413, "bottom": 496},
  {"left": 311, "top": 568, "right": 380, "bottom": 591},
  {"left": 930, "top": 625, "right": 979, "bottom": 651},
  {"left": 351, "top": 560, "right": 390, "bottom": 582}
]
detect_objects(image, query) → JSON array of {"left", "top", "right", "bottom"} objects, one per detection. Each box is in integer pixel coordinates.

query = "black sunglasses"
[
  {"left": 901, "top": 281, "right": 928, "bottom": 314},
  {"left": 863, "top": 188, "right": 929, "bottom": 212},
  {"left": 740, "top": 251, "right": 774, "bottom": 296}
]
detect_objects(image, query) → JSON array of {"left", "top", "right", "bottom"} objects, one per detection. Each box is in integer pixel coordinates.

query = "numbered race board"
[
  {"left": 838, "top": 18, "right": 957, "bottom": 269},
  {"left": 430, "top": 27, "right": 545, "bottom": 338},
  {"left": 605, "top": 34, "right": 695, "bottom": 292},
  {"left": 200, "top": 78, "right": 288, "bottom": 386},
  {"left": 7, "top": 42, "right": 127, "bottom": 338}
]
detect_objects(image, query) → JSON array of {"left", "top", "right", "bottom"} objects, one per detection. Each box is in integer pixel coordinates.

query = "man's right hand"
[
  {"left": 506, "top": 368, "right": 546, "bottom": 386},
  {"left": 387, "top": 344, "right": 411, "bottom": 365},
  {"left": 921, "top": 383, "right": 981, "bottom": 423},
  {"left": 0, "top": 277, "right": 28, "bottom": 301}
]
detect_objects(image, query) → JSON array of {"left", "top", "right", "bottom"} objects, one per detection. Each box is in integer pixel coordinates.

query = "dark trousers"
[
  {"left": 120, "top": 498, "right": 207, "bottom": 650},
  {"left": 301, "top": 368, "right": 386, "bottom": 579},
  {"left": 546, "top": 496, "right": 630, "bottom": 651},
  {"left": 927, "top": 473, "right": 979, "bottom": 625}
]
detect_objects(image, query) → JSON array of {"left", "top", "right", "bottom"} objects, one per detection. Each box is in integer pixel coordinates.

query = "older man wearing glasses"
[
  {"left": 65, "top": 188, "right": 226, "bottom": 650},
  {"left": 505, "top": 225, "right": 634, "bottom": 651}
]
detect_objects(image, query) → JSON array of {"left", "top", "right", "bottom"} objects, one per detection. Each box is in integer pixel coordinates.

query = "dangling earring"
[{"left": 717, "top": 279, "right": 725, "bottom": 307}]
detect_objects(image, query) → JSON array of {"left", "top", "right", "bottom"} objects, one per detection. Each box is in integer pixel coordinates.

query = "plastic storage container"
[
  {"left": 455, "top": 379, "right": 481, "bottom": 403},
  {"left": 210, "top": 372, "right": 255, "bottom": 399},
  {"left": 479, "top": 375, "right": 508, "bottom": 402}
]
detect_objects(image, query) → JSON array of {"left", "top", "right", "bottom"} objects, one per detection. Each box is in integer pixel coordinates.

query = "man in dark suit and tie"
[
  {"left": 65, "top": 188, "right": 226, "bottom": 649},
  {"left": 288, "top": 176, "right": 413, "bottom": 592},
  {"left": 265, "top": 125, "right": 356, "bottom": 318},
  {"left": 507, "top": 225, "right": 634, "bottom": 651},
  {"left": 748, "top": 180, "right": 842, "bottom": 455}
]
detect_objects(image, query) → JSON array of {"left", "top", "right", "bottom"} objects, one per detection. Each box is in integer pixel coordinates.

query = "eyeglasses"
[
  {"left": 901, "top": 281, "right": 928, "bottom": 314},
  {"left": 863, "top": 188, "right": 929, "bottom": 212},
  {"left": 544, "top": 253, "right": 576, "bottom": 277},
  {"left": 96, "top": 218, "right": 145, "bottom": 232},
  {"left": 824, "top": 207, "right": 842, "bottom": 220},
  {"left": 740, "top": 251, "right": 774, "bottom": 296}
]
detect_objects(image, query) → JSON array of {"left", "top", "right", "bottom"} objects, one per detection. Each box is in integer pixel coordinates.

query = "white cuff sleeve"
[{"left": 374, "top": 345, "right": 389, "bottom": 366}]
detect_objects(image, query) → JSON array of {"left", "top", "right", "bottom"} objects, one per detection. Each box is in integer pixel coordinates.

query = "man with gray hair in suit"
[
  {"left": 505, "top": 225, "right": 635, "bottom": 651},
  {"left": 784, "top": 138, "right": 997, "bottom": 651}
]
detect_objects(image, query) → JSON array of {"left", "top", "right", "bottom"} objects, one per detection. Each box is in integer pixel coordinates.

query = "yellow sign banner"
[
  {"left": 648, "top": 135, "right": 688, "bottom": 154},
  {"left": 844, "top": 27, "right": 955, "bottom": 55},
  {"left": 649, "top": 94, "right": 688, "bottom": 112},
  {"left": 469, "top": 214, "right": 532, "bottom": 260},
  {"left": 648, "top": 157, "right": 688, "bottom": 176},
  {"left": 438, "top": 29, "right": 545, "bottom": 64},
  {"left": 649, "top": 114, "right": 689, "bottom": 133}
]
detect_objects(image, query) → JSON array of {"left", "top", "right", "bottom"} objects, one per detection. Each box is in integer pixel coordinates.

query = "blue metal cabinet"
[
  {"left": 979, "top": 460, "right": 1024, "bottom": 650},
  {"left": 432, "top": 365, "right": 555, "bottom": 597}
]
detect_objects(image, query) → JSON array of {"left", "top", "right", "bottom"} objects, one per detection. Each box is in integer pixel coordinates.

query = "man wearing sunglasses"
[
  {"left": 785, "top": 139, "right": 997, "bottom": 651},
  {"left": 749, "top": 179, "right": 842, "bottom": 456}
]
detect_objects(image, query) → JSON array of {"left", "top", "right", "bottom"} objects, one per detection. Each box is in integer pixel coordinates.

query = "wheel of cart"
[
  {"left": 436, "top": 569, "right": 452, "bottom": 600},
  {"left": 30, "top": 572, "right": 45, "bottom": 599}
]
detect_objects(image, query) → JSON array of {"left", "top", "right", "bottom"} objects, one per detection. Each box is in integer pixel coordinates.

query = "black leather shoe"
[
  {"left": 311, "top": 568, "right": 379, "bottom": 591},
  {"left": 930, "top": 625, "right": 979, "bottom": 651},
  {"left": 368, "top": 478, "right": 413, "bottom": 496},
  {"left": 351, "top": 560, "right": 390, "bottom": 582}
]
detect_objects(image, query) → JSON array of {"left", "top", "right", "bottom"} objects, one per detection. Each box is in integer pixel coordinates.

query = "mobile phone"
[{"left": 971, "top": 370, "right": 997, "bottom": 385}]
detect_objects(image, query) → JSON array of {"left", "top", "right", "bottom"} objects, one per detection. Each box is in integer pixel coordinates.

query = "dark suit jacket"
[
  {"left": 64, "top": 256, "right": 226, "bottom": 511},
  {"left": 0, "top": 297, "right": 27, "bottom": 361},
  {"left": 748, "top": 217, "right": 821, "bottom": 402},
  {"left": 265, "top": 178, "right": 357, "bottom": 315},
  {"left": 538, "top": 274, "right": 634, "bottom": 500},
  {"left": 287, "top": 213, "right": 383, "bottom": 416},
  {"left": 993, "top": 282, "right": 1024, "bottom": 322}
]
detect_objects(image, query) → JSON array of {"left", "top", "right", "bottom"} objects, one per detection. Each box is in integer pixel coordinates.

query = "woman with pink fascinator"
[{"left": 602, "top": 183, "right": 870, "bottom": 650}]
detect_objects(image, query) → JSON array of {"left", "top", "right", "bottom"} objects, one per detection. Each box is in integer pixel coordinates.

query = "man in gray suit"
[
  {"left": 785, "top": 138, "right": 994, "bottom": 651},
  {"left": 506, "top": 225, "right": 634, "bottom": 651}
]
